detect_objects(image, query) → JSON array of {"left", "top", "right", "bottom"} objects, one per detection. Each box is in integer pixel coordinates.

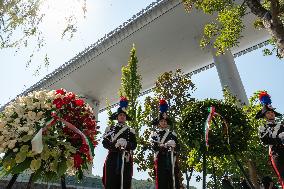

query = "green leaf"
[
  {"left": 57, "top": 158, "right": 67, "bottom": 177},
  {"left": 11, "top": 158, "right": 32, "bottom": 174},
  {"left": 32, "top": 166, "right": 44, "bottom": 182}
]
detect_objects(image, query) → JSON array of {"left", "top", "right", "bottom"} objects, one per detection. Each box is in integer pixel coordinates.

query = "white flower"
[
  {"left": 0, "top": 121, "right": 5, "bottom": 129},
  {"left": 14, "top": 104, "right": 25, "bottom": 115},
  {"left": 25, "top": 99, "right": 34, "bottom": 110},
  {"left": 37, "top": 111, "right": 44, "bottom": 118},
  {"left": 35, "top": 91, "right": 48, "bottom": 101},
  {"left": 26, "top": 121, "right": 34, "bottom": 127},
  {"left": 28, "top": 129, "right": 35, "bottom": 136},
  {"left": 27, "top": 111, "right": 37, "bottom": 121},
  {"left": 18, "top": 127, "right": 30, "bottom": 132},
  {"left": 55, "top": 94, "right": 64, "bottom": 99},
  {"left": 85, "top": 104, "right": 94, "bottom": 114},
  {"left": 10, "top": 122, "right": 21, "bottom": 128},
  {"left": 14, "top": 118, "right": 21, "bottom": 124},
  {"left": 33, "top": 102, "right": 41, "bottom": 109},
  {"left": 0, "top": 136, "right": 4, "bottom": 141},
  {"left": 34, "top": 91, "right": 41, "bottom": 99},
  {"left": 2, "top": 142, "right": 8, "bottom": 148},
  {"left": 5, "top": 117, "right": 12, "bottom": 122},
  {"left": 47, "top": 91, "right": 56, "bottom": 99},
  {"left": 27, "top": 92, "right": 33, "bottom": 98},
  {"left": 4, "top": 109, "right": 14, "bottom": 118},
  {"left": 13, "top": 148, "right": 19, "bottom": 152},
  {"left": 8, "top": 140, "right": 17, "bottom": 149},
  {"left": 44, "top": 103, "right": 52, "bottom": 110},
  {"left": 5, "top": 105, "right": 15, "bottom": 112},
  {"left": 2, "top": 130, "right": 10, "bottom": 135}
]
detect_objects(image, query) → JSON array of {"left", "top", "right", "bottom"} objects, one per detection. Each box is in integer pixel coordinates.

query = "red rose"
[
  {"left": 74, "top": 99, "right": 84, "bottom": 107},
  {"left": 79, "top": 144, "right": 89, "bottom": 154},
  {"left": 63, "top": 96, "right": 71, "bottom": 104},
  {"left": 67, "top": 92, "right": 76, "bottom": 100},
  {"left": 53, "top": 98, "right": 61, "bottom": 105},
  {"left": 73, "top": 133, "right": 81, "bottom": 139},
  {"left": 62, "top": 127, "right": 70, "bottom": 134},
  {"left": 83, "top": 117, "right": 92, "bottom": 124},
  {"left": 83, "top": 129, "right": 91, "bottom": 136},
  {"left": 71, "top": 133, "right": 81, "bottom": 144},
  {"left": 73, "top": 153, "right": 83, "bottom": 169},
  {"left": 53, "top": 98, "right": 64, "bottom": 109},
  {"left": 56, "top": 89, "right": 66, "bottom": 95},
  {"left": 63, "top": 115, "right": 72, "bottom": 122},
  {"left": 83, "top": 118, "right": 96, "bottom": 129}
]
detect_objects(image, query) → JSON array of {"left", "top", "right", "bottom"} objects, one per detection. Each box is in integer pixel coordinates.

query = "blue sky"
[{"left": 1, "top": 0, "right": 284, "bottom": 188}]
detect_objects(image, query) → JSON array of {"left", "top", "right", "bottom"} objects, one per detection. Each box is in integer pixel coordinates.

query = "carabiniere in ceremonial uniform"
[
  {"left": 102, "top": 97, "right": 137, "bottom": 189},
  {"left": 256, "top": 91, "right": 284, "bottom": 189},
  {"left": 150, "top": 99, "right": 180, "bottom": 189}
]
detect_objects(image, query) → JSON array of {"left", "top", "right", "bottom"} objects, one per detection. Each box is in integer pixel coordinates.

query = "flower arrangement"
[{"left": 0, "top": 89, "right": 99, "bottom": 181}]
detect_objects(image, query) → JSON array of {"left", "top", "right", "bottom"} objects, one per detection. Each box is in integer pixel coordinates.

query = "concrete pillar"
[
  {"left": 212, "top": 50, "right": 249, "bottom": 105},
  {"left": 84, "top": 96, "right": 100, "bottom": 120}
]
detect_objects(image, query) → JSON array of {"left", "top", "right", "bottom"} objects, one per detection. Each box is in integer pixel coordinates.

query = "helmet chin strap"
[
  {"left": 266, "top": 117, "right": 275, "bottom": 123},
  {"left": 158, "top": 124, "right": 168, "bottom": 130},
  {"left": 118, "top": 121, "right": 126, "bottom": 124}
]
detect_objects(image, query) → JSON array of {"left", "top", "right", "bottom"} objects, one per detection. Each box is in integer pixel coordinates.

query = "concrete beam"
[{"left": 212, "top": 50, "right": 249, "bottom": 105}]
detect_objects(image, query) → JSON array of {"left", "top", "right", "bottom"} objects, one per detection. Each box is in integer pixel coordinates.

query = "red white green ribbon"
[
  {"left": 31, "top": 118, "right": 57, "bottom": 154},
  {"left": 59, "top": 118, "right": 93, "bottom": 160},
  {"left": 204, "top": 106, "right": 230, "bottom": 148},
  {"left": 205, "top": 107, "right": 216, "bottom": 148},
  {"left": 31, "top": 114, "right": 93, "bottom": 160}
]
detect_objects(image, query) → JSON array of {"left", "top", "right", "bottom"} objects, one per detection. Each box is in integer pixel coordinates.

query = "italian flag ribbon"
[
  {"left": 31, "top": 113, "right": 93, "bottom": 161},
  {"left": 204, "top": 106, "right": 230, "bottom": 149},
  {"left": 204, "top": 106, "right": 216, "bottom": 148}
]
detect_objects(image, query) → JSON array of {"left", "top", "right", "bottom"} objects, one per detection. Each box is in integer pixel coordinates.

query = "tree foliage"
[
  {"left": 119, "top": 45, "right": 144, "bottom": 166},
  {"left": 119, "top": 44, "right": 143, "bottom": 132},
  {"left": 183, "top": 0, "right": 284, "bottom": 58},
  {"left": 0, "top": 0, "right": 86, "bottom": 67},
  {"left": 118, "top": 45, "right": 146, "bottom": 169},
  {"left": 154, "top": 69, "right": 195, "bottom": 121}
]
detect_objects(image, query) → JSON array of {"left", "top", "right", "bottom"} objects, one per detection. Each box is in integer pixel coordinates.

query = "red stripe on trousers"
[
  {"left": 269, "top": 148, "right": 284, "bottom": 189},
  {"left": 154, "top": 159, "right": 159, "bottom": 189}
]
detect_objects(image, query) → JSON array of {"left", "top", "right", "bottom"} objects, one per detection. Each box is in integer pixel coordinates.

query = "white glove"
[
  {"left": 159, "top": 143, "right": 165, "bottom": 147},
  {"left": 115, "top": 138, "right": 127, "bottom": 149},
  {"left": 278, "top": 132, "right": 284, "bottom": 143},
  {"left": 165, "top": 140, "right": 176, "bottom": 148}
]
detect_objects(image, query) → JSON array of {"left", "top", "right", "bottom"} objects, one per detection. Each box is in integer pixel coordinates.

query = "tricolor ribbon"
[
  {"left": 205, "top": 107, "right": 216, "bottom": 148},
  {"left": 204, "top": 106, "right": 229, "bottom": 148},
  {"left": 31, "top": 113, "right": 93, "bottom": 161},
  {"left": 31, "top": 118, "right": 57, "bottom": 154}
]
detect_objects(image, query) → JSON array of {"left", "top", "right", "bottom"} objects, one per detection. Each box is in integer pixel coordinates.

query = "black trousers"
[
  {"left": 102, "top": 152, "right": 132, "bottom": 189},
  {"left": 154, "top": 153, "right": 180, "bottom": 189}
]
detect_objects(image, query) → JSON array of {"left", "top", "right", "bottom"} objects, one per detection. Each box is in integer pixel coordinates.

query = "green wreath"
[{"left": 179, "top": 99, "right": 251, "bottom": 156}]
